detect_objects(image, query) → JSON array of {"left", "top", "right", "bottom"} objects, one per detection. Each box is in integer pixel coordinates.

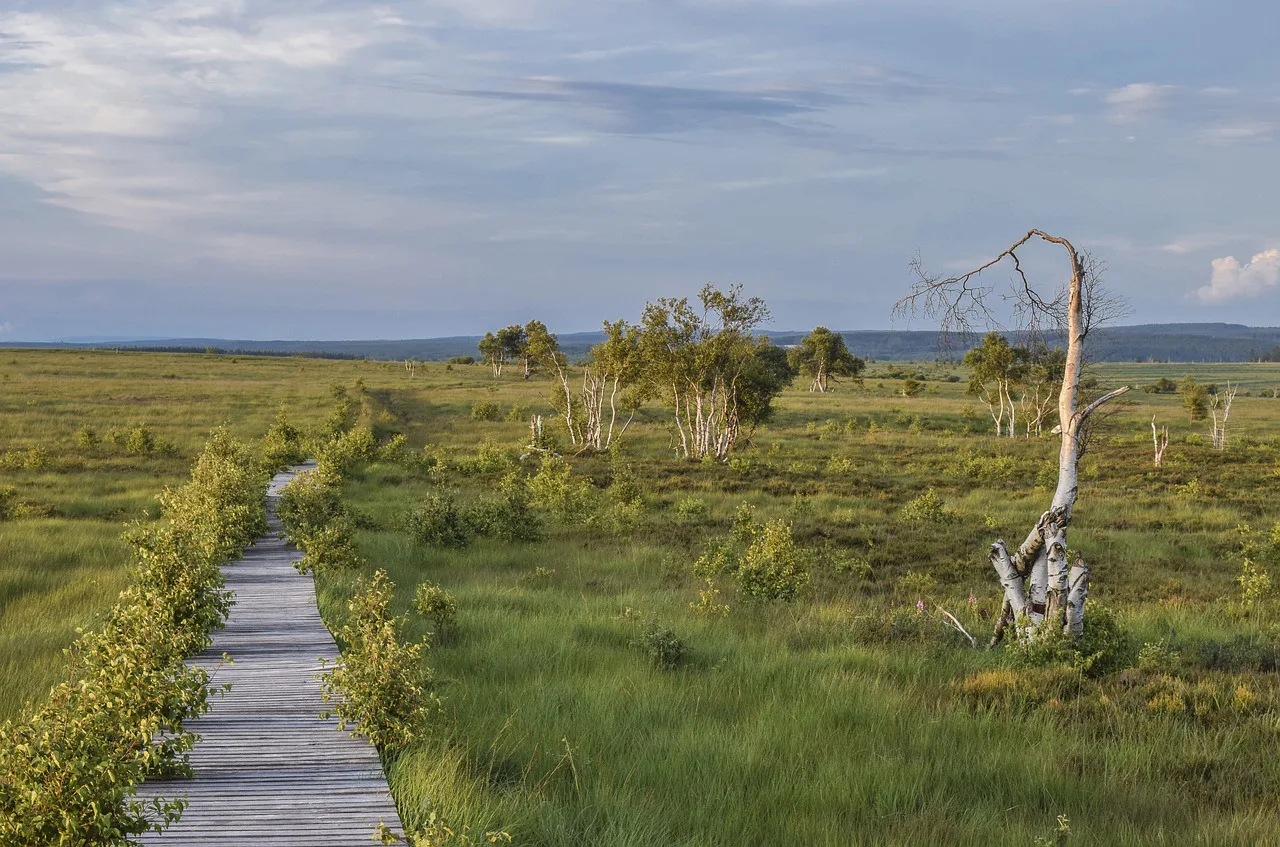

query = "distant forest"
[{"left": 5, "top": 323, "right": 1280, "bottom": 363}]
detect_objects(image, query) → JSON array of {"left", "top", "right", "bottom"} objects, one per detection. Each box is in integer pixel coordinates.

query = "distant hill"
[{"left": 5, "top": 323, "right": 1280, "bottom": 363}]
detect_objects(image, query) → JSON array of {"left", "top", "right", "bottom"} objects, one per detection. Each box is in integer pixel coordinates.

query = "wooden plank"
[{"left": 135, "top": 466, "right": 405, "bottom": 846}]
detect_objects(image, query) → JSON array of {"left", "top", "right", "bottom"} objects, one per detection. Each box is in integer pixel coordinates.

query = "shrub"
[
  {"left": 318, "top": 424, "right": 378, "bottom": 472},
  {"left": 899, "top": 488, "right": 954, "bottom": 524},
  {"left": 1239, "top": 558, "right": 1271, "bottom": 608},
  {"left": 518, "top": 567, "right": 555, "bottom": 589},
  {"left": 76, "top": 425, "right": 101, "bottom": 448},
  {"left": 447, "top": 355, "right": 475, "bottom": 365},
  {"left": 295, "top": 517, "right": 364, "bottom": 574},
  {"left": 414, "top": 581, "right": 458, "bottom": 638},
  {"left": 261, "top": 406, "right": 307, "bottom": 470},
  {"left": 320, "top": 570, "right": 437, "bottom": 754},
  {"left": 471, "top": 401, "right": 502, "bottom": 422},
  {"left": 630, "top": 618, "right": 687, "bottom": 670},
  {"left": 529, "top": 454, "right": 595, "bottom": 522},
  {"left": 408, "top": 493, "right": 472, "bottom": 549},
  {"left": 674, "top": 497, "right": 708, "bottom": 524},
  {"left": 736, "top": 519, "right": 810, "bottom": 602},
  {"left": 278, "top": 466, "right": 345, "bottom": 545},
  {"left": 0, "top": 485, "right": 15, "bottom": 521}
]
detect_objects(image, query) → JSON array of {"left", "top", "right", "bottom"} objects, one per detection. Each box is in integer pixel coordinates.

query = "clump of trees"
[
  {"left": 482, "top": 284, "right": 794, "bottom": 460},
  {"left": 963, "top": 334, "right": 1066, "bottom": 438},
  {"left": 787, "top": 327, "right": 864, "bottom": 393}
]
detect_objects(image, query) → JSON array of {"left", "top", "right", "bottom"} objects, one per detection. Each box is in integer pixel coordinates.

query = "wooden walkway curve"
[{"left": 136, "top": 465, "right": 403, "bottom": 845}]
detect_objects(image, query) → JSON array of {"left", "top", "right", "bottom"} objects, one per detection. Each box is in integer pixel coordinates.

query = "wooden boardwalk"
[{"left": 136, "top": 466, "right": 404, "bottom": 846}]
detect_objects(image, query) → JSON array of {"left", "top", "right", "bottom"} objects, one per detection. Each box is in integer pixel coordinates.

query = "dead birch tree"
[
  {"left": 1151, "top": 417, "right": 1169, "bottom": 467},
  {"left": 896, "top": 230, "right": 1130, "bottom": 644},
  {"left": 1209, "top": 381, "right": 1237, "bottom": 450}
]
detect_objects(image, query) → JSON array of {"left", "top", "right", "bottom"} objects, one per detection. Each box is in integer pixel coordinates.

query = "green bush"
[
  {"left": 447, "top": 355, "right": 475, "bottom": 365},
  {"left": 899, "top": 488, "right": 954, "bottom": 524},
  {"left": 630, "top": 617, "right": 687, "bottom": 670},
  {"left": 408, "top": 493, "right": 473, "bottom": 549},
  {"left": 674, "top": 497, "right": 708, "bottom": 524},
  {"left": 529, "top": 454, "right": 596, "bottom": 522},
  {"left": 261, "top": 406, "right": 307, "bottom": 470},
  {"left": 294, "top": 517, "right": 365, "bottom": 574},
  {"left": 414, "top": 581, "right": 458, "bottom": 638},
  {"left": 320, "top": 570, "right": 437, "bottom": 755},
  {"left": 75, "top": 425, "right": 101, "bottom": 448},
  {"left": 735, "top": 519, "right": 810, "bottom": 602},
  {"left": 471, "top": 401, "right": 502, "bottom": 422}
]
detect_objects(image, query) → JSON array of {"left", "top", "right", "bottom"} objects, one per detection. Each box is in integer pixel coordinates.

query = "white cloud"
[
  {"left": 0, "top": 321, "right": 12, "bottom": 337},
  {"left": 1197, "top": 249, "right": 1280, "bottom": 302},
  {"left": 1104, "top": 82, "right": 1175, "bottom": 122}
]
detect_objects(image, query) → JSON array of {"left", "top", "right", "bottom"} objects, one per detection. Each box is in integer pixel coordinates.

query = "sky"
[{"left": 2, "top": 0, "right": 1280, "bottom": 340}]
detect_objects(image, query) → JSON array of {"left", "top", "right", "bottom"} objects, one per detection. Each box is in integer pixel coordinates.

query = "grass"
[{"left": 6, "top": 349, "right": 1280, "bottom": 843}]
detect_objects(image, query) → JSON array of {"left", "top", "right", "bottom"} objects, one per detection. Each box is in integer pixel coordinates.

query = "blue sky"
[{"left": 2, "top": 0, "right": 1279, "bottom": 340}]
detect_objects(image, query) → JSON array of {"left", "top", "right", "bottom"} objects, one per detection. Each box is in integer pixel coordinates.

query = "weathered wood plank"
[{"left": 135, "top": 466, "right": 404, "bottom": 845}]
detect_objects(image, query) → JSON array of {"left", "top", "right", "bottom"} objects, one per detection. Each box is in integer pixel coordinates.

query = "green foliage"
[
  {"left": 0, "top": 485, "right": 14, "bottom": 521},
  {"left": 898, "top": 488, "right": 954, "bottom": 524},
  {"left": 320, "top": 570, "right": 437, "bottom": 755},
  {"left": 630, "top": 617, "right": 687, "bottom": 670},
  {"left": 1180, "top": 376, "right": 1209, "bottom": 422},
  {"left": 446, "top": 356, "right": 475, "bottom": 365},
  {"left": 674, "top": 496, "right": 708, "bottom": 524},
  {"left": 1007, "top": 604, "right": 1132, "bottom": 678},
  {"left": 278, "top": 465, "right": 364, "bottom": 573},
  {"left": 787, "top": 326, "right": 863, "bottom": 391},
  {"left": 75, "top": 425, "right": 101, "bottom": 448},
  {"left": 414, "top": 581, "right": 458, "bottom": 639},
  {"left": 0, "top": 429, "right": 264, "bottom": 846},
  {"left": 736, "top": 519, "right": 810, "bottom": 602},
  {"left": 471, "top": 401, "right": 502, "bottom": 422},
  {"left": 318, "top": 424, "right": 379, "bottom": 472},
  {"left": 295, "top": 517, "right": 365, "bottom": 574},
  {"left": 261, "top": 406, "right": 307, "bottom": 470},
  {"left": 528, "top": 454, "right": 595, "bottom": 522},
  {"left": 1238, "top": 558, "right": 1271, "bottom": 609},
  {"left": 408, "top": 493, "right": 473, "bottom": 549},
  {"left": 899, "top": 377, "right": 924, "bottom": 398}
]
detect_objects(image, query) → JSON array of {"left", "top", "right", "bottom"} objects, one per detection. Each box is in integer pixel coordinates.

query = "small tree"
[
  {"left": 896, "top": 230, "right": 1130, "bottom": 644},
  {"left": 478, "top": 325, "right": 527, "bottom": 377},
  {"left": 1021, "top": 344, "right": 1067, "bottom": 437},
  {"left": 963, "top": 332, "right": 1027, "bottom": 437},
  {"left": 1179, "top": 377, "right": 1209, "bottom": 422},
  {"left": 788, "top": 327, "right": 864, "bottom": 393}
]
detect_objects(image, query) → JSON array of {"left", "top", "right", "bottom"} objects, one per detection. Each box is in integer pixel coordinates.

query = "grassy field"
[{"left": 5, "top": 349, "right": 1280, "bottom": 844}]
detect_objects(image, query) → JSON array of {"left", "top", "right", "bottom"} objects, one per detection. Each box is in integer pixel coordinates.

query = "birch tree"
[
  {"left": 896, "top": 230, "right": 1130, "bottom": 643},
  {"left": 1021, "top": 344, "right": 1067, "bottom": 437},
  {"left": 581, "top": 320, "right": 643, "bottom": 452},
  {"left": 963, "top": 332, "right": 1026, "bottom": 437},
  {"left": 788, "top": 327, "right": 865, "bottom": 393},
  {"left": 638, "top": 284, "right": 784, "bottom": 461}
]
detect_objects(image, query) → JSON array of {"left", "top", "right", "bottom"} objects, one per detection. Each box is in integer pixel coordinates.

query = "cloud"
[
  {"left": 1197, "top": 250, "right": 1280, "bottom": 302},
  {"left": 446, "top": 78, "right": 842, "bottom": 135},
  {"left": 0, "top": 321, "right": 12, "bottom": 337}
]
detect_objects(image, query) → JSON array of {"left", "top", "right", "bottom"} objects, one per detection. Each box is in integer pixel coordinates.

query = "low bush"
[
  {"left": 471, "top": 401, "right": 502, "bottom": 422},
  {"left": 408, "top": 493, "right": 473, "bottom": 549},
  {"left": 320, "top": 570, "right": 437, "bottom": 755},
  {"left": 414, "top": 581, "right": 459, "bottom": 639}
]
